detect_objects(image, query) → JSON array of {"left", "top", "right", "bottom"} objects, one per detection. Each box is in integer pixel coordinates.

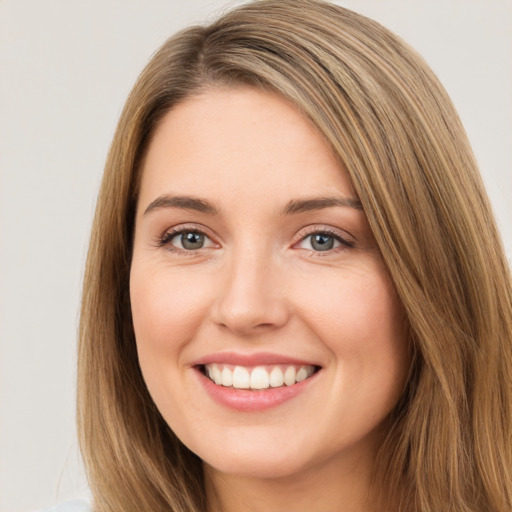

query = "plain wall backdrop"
[{"left": 1, "top": 1, "right": 510, "bottom": 510}]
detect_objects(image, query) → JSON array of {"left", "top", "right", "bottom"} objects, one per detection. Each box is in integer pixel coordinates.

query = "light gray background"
[{"left": 1, "top": 1, "right": 510, "bottom": 511}]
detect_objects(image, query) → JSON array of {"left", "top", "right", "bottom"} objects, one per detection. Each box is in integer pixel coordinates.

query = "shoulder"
[{"left": 37, "top": 500, "right": 91, "bottom": 512}]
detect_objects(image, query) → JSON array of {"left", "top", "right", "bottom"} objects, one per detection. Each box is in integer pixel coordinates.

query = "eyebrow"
[
  {"left": 143, "top": 194, "right": 363, "bottom": 216},
  {"left": 143, "top": 195, "right": 218, "bottom": 215},
  {"left": 282, "top": 196, "right": 363, "bottom": 215}
]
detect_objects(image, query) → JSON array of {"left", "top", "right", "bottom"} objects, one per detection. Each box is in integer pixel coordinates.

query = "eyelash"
[
  {"left": 157, "top": 225, "right": 355, "bottom": 255},
  {"left": 157, "top": 224, "right": 214, "bottom": 254},
  {"left": 296, "top": 226, "right": 355, "bottom": 256}
]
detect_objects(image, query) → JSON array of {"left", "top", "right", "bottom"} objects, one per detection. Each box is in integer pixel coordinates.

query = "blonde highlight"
[{"left": 78, "top": 1, "right": 512, "bottom": 510}]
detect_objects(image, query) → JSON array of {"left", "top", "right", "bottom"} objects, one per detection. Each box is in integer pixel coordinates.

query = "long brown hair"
[{"left": 78, "top": 1, "right": 512, "bottom": 510}]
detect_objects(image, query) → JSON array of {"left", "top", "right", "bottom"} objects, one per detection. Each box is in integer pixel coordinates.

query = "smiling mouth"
[{"left": 199, "top": 363, "right": 320, "bottom": 390}]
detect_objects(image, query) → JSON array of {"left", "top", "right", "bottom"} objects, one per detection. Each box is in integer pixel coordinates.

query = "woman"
[{"left": 73, "top": 0, "right": 512, "bottom": 511}]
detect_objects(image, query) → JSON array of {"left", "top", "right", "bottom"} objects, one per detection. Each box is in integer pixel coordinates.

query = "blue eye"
[
  {"left": 160, "top": 229, "right": 214, "bottom": 251},
  {"left": 309, "top": 233, "right": 337, "bottom": 251},
  {"left": 179, "top": 232, "right": 205, "bottom": 250},
  {"left": 297, "top": 230, "right": 354, "bottom": 253},
  {"left": 299, "top": 233, "right": 340, "bottom": 251}
]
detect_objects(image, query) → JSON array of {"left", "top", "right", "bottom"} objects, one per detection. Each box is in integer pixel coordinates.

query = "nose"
[{"left": 211, "top": 249, "right": 291, "bottom": 336}]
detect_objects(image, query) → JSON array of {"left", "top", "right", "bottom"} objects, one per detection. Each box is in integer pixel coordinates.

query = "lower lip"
[{"left": 195, "top": 368, "right": 319, "bottom": 412}]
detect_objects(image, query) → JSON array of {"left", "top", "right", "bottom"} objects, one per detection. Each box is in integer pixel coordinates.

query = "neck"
[{"left": 205, "top": 449, "right": 384, "bottom": 512}]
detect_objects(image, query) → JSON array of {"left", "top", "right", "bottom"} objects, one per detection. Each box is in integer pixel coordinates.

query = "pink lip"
[
  {"left": 191, "top": 352, "right": 321, "bottom": 412},
  {"left": 193, "top": 367, "right": 320, "bottom": 413},
  {"left": 191, "top": 351, "right": 319, "bottom": 367}
]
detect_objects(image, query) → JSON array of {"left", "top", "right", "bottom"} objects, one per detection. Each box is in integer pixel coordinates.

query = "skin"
[{"left": 130, "top": 87, "right": 410, "bottom": 512}]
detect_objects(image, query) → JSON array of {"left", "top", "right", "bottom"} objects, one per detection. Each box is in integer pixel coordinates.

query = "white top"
[{"left": 38, "top": 500, "right": 91, "bottom": 512}]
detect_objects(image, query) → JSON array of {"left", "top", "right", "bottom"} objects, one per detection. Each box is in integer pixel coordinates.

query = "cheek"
[
  {"left": 293, "top": 262, "right": 409, "bottom": 389},
  {"left": 129, "top": 263, "right": 212, "bottom": 369},
  {"left": 299, "top": 266, "right": 410, "bottom": 446},
  {"left": 298, "top": 264, "right": 402, "bottom": 335},
  {"left": 129, "top": 261, "right": 220, "bottom": 432}
]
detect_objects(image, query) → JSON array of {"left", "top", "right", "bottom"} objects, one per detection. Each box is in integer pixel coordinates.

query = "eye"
[
  {"left": 176, "top": 231, "right": 206, "bottom": 250},
  {"left": 160, "top": 228, "right": 216, "bottom": 252},
  {"left": 296, "top": 229, "right": 354, "bottom": 253},
  {"left": 299, "top": 233, "right": 340, "bottom": 252}
]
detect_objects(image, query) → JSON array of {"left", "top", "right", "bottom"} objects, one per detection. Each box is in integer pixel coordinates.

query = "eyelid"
[
  {"left": 156, "top": 223, "right": 220, "bottom": 252},
  {"left": 292, "top": 225, "right": 356, "bottom": 253},
  {"left": 155, "top": 223, "right": 355, "bottom": 255}
]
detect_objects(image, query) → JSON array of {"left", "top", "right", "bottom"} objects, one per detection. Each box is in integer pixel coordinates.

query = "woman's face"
[{"left": 130, "top": 87, "right": 409, "bottom": 481}]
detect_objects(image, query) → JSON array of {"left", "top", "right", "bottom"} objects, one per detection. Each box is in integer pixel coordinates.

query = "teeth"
[
  {"left": 250, "top": 367, "right": 269, "bottom": 389},
  {"left": 204, "top": 363, "right": 316, "bottom": 390},
  {"left": 269, "top": 366, "right": 284, "bottom": 387},
  {"left": 232, "top": 366, "right": 250, "bottom": 389},
  {"left": 284, "top": 366, "right": 296, "bottom": 386},
  {"left": 212, "top": 365, "right": 222, "bottom": 385},
  {"left": 296, "top": 367, "right": 309, "bottom": 382},
  {"left": 221, "top": 366, "right": 232, "bottom": 387}
]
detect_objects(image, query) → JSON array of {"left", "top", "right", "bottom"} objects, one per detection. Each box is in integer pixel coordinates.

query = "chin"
[
  {"left": 204, "top": 451, "right": 308, "bottom": 480},
  {"left": 193, "top": 428, "right": 329, "bottom": 481}
]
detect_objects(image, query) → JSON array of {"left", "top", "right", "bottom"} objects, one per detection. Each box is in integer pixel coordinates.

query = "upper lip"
[{"left": 191, "top": 351, "right": 321, "bottom": 367}]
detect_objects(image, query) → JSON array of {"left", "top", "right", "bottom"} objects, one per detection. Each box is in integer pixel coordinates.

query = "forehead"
[{"left": 138, "top": 87, "right": 355, "bottom": 208}]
